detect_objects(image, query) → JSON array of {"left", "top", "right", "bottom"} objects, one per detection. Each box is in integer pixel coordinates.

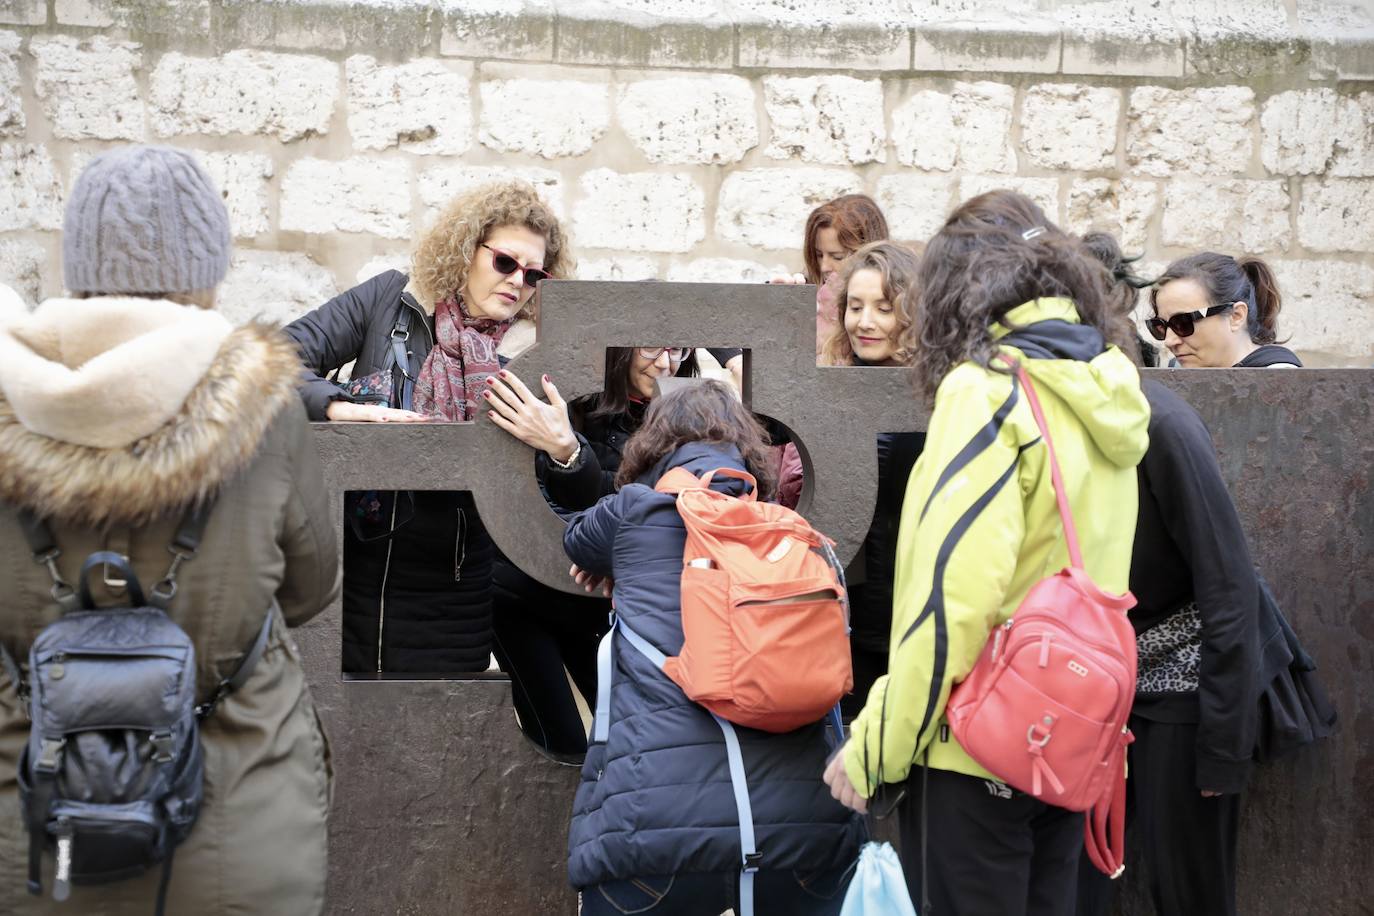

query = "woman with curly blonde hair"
[
  {"left": 286, "top": 180, "right": 572, "bottom": 673},
  {"left": 818, "top": 240, "right": 920, "bottom": 367}
]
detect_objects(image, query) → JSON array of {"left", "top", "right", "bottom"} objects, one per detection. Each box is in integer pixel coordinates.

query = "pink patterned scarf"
[{"left": 412, "top": 296, "right": 512, "bottom": 421}]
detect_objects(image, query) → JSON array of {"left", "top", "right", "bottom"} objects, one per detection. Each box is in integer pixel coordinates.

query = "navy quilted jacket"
[{"left": 561, "top": 441, "right": 863, "bottom": 888}]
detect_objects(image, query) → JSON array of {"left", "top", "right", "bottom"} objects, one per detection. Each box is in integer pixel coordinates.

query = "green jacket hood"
[{"left": 995, "top": 298, "right": 1150, "bottom": 470}]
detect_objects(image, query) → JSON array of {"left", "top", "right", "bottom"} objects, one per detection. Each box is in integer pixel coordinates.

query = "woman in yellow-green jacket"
[{"left": 823, "top": 190, "right": 1151, "bottom": 916}]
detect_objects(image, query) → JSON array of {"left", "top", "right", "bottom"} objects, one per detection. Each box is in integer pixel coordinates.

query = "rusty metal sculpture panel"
[{"left": 300, "top": 281, "right": 1373, "bottom": 916}]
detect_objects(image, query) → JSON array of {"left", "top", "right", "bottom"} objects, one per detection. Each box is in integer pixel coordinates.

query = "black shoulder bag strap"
[{"left": 392, "top": 296, "right": 420, "bottom": 412}]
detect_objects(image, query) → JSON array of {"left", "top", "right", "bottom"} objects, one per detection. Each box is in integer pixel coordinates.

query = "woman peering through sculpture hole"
[
  {"left": 481, "top": 345, "right": 709, "bottom": 764},
  {"left": 284, "top": 181, "right": 573, "bottom": 676}
]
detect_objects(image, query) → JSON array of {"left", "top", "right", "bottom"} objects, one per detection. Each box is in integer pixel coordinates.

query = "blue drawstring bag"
[{"left": 840, "top": 841, "right": 918, "bottom": 916}]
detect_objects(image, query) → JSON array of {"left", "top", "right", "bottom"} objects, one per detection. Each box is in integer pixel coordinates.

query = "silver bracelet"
[{"left": 548, "top": 443, "right": 581, "bottom": 470}]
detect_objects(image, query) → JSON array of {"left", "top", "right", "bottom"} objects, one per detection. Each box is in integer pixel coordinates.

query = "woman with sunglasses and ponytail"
[
  {"left": 285, "top": 181, "right": 571, "bottom": 674},
  {"left": 1076, "top": 234, "right": 1333, "bottom": 916},
  {"left": 1148, "top": 253, "right": 1301, "bottom": 368},
  {"left": 481, "top": 345, "right": 700, "bottom": 763}
]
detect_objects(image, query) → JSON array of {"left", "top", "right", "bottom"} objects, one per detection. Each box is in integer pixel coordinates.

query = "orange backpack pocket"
[{"left": 727, "top": 578, "right": 852, "bottom": 731}]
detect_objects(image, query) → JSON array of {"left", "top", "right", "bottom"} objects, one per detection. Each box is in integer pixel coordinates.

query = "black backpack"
[{"left": 0, "top": 501, "right": 272, "bottom": 914}]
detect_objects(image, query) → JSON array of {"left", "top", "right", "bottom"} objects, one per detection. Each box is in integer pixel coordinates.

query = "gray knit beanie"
[{"left": 63, "top": 145, "right": 231, "bottom": 294}]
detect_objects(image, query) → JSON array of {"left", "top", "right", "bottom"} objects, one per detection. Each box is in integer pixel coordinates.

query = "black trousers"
[
  {"left": 1076, "top": 718, "right": 1241, "bottom": 916},
  {"left": 899, "top": 766, "right": 1084, "bottom": 916}
]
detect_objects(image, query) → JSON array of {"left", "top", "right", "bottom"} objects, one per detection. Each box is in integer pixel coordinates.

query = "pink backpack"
[{"left": 945, "top": 361, "right": 1137, "bottom": 878}]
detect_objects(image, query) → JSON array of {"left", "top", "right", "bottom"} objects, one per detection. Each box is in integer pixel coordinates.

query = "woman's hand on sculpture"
[
  {"left": 485, "top": 371, "right": 578, "bottom": 463},
  {"left": 569, "top": 564, "right": 613, "bottom": 598},
  {"left": 325, "top": 401, "right": 429, "bottom": 422},
  {"left": 767, "top": 273, "right": 807, "bottom": 285},
  {"left": 822, "top": 742, "right": 869, "bottom": 814}
]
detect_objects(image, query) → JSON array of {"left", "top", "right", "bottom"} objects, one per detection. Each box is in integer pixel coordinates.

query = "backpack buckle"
[
  {"left": 743, "top": 851, "right": 763, "bottom": 874},
  {"left": 35, "top": 738, "right": 65, "bottom": 773},
  {"left": 149, "top": 731, "right": 175, "bottom": 764}
]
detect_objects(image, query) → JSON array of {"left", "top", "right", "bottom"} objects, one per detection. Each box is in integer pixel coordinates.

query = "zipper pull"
[
  {"left": 53, "top": 817, "right": 73, "bottom": 902},
  {"left": 992, "top": 619, "right": 1012, "bottom": 660},
  {"left": 1038, "top": 631, "right": 1052, "bottom": 668}
]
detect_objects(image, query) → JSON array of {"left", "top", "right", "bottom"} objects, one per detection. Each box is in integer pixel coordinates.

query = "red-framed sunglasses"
[{"left": 482, "top": 244, "right": 551, "bottom": 287}]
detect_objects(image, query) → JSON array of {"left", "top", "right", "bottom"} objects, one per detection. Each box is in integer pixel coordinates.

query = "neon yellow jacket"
[{"left": 844, "top": 298, "right": 1150, "bottom": 792}]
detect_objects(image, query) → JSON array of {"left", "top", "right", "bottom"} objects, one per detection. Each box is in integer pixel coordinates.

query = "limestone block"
[
  {"left": 892, "top": 81, "right": 1016, "bottom": 174},
  {"left": 738, "top": 23, "right": 910, "bottom": 71},
  {"left": 959, "top": 176, "right": 1060, "bottom": 222},
  {"left": 347, "top": 56, "right": 472, "bottom": 157},
  {"left": 577, "top": 257, "right": 658, "bottom": 281},
  {"left": 618, "top": 76, "right": 757, "bottom": 166},
  {"left": 875, "top": 173, "right": 955, "bottom": 242},
  {"left": 29, "top": 36, "right": 145, "bottom": 141},
  {"left": 217, "top": 250, "right": 339, "bottom": 327},
  {"left": 281, "top": 158, "right": 411, "bottom": 240},
  {"left": 914, "top": 23, "right": 1060, "bottom": 74},
  {"left": 665, "top": 258, "right": 791, "bottom": 284},
  {"left": 1272, "top": 259, "right": 1374, "bottom": 361},
  {"left": 479, "top": 79, "right": 609, "bottom": 159},
  {"left": 1021, "top": 84, "right": 1120, "bottom": 172},
  {"left": 1065, "top": 179, "right": 1157, "bottom": 253},
  {"left": 0, "top": 238, "right": 44, "bottom": 305},
  {"left": 441, "top": 7, "right": 554, "bottom": 62},
  {"left": 1298, "top": 179, "right": 1374, "bottom": 253},
  {"left": 763, "top": 76, "right": 886, "bottom": 166},
  {"left": 55, "top": 0, "right": 113, "bottom": 26},
  {"left": 0, "top": 31, "right": 22, "bottom": 137},
  {"left": 574, "top": 169, "right": 704, "bottom": 253},
  {"left": 150, "top": 51, "right": 337, "bottom": 143},
  {"left": 1061, "top": 35, "right": 1183, "bottom": 78},
  {"left": 715, "top": 168, "right": 863, "bottom": 250},
  {"left": 55, "top": 0, "right": 209, "bottom": 34},
  {"left": 356, "top": 254, "right": 411, "bottom": 286},
  {"left": 1261, "top": 90, "right": 1374, "bottom": 177},
  {"left": 557, "top": 18, "right": 732, "bottom": 69},
  {"left": 194, "top": 152, "right": 272, "bottom": 240},
  {"left": 1126, "top": 86, "right": 1254, "bottom": 177},
  {"left": 1161, "top": 179, "right": 1290, "bottom": 253},
  {"left": 418, "top": 165, "right": 564, "bottom": 225},
  {"left": 0, "top": 1, "right": 44, "bottom": 25},
  {"left": 0, "top": 144, "right": 64, "bottom": 232}
]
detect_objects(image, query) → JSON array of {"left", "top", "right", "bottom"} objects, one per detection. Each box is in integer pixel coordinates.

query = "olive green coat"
[{"left": 0, "top": 301, "right": 340, "bottom": 915}]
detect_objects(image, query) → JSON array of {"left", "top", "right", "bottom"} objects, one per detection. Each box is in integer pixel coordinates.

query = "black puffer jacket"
[{"left": 285, "top": 270, "right": 496, "bottom": 673}]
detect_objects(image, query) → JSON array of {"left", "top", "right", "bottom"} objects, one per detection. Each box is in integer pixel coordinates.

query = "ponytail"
[{"left": 1239, "top": 257, "right": 1282, "bottom": 345}]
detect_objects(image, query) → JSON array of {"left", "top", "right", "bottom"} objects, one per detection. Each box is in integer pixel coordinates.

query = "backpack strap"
[
  {"left": 16, "top": 512, "right": 80, "bottom": 613},
  {"left": 613, "top": 619, "right": 761, "bottom": 916},
  {"left": 393, "top": 296, "right": 421, "bottom": 411},
  {"left": 653, "top": 467, "right": 705, "bottom": 495},
  {"left": 195, "top": 604, "right": 277, "bottom": 721},
  {"left": 148, "top": 500, "right": 216, "bottom": 610}
]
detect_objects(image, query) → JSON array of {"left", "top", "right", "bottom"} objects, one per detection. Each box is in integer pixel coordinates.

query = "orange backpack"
[{"left": 652, "top": 466, "right": 853, "bottom": 733}]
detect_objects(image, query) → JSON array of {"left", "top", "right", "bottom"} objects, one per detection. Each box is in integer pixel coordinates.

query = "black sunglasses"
[
  {"left": 482, "top": 244, "right": 551, "bottom": 287},
  {"left": 1145, "top": 304, "right": 1232, "bottom": 341}
]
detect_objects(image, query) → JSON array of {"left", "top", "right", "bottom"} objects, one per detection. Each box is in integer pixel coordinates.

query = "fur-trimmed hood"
[{"left": 0, "top": 297, "right": 304, "bottom": 527}]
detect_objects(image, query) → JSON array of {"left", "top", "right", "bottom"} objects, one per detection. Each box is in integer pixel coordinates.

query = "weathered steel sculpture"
[{"left": 297, "top": 281, "right": 1373, "bottom": 915}]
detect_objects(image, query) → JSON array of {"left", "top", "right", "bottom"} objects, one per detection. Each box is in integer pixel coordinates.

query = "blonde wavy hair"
[
  {"left": 819, "top": 241, "right": 921, "bottom": 366},
  {"left": 411, "top": 181, "right": 572, "bottom": 318}
]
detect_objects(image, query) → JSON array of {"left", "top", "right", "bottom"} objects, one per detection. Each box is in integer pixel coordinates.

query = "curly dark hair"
[
  {"left": 911, "top": 190, "right": 1136, "bottom": 401},
  {"left": 614, "top": 381, "right": 778, "bottom": 500}
]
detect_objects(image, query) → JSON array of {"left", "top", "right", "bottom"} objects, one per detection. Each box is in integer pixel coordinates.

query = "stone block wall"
[{"left": 1, "top": 0, "right": 1372, "bottom": 365}]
